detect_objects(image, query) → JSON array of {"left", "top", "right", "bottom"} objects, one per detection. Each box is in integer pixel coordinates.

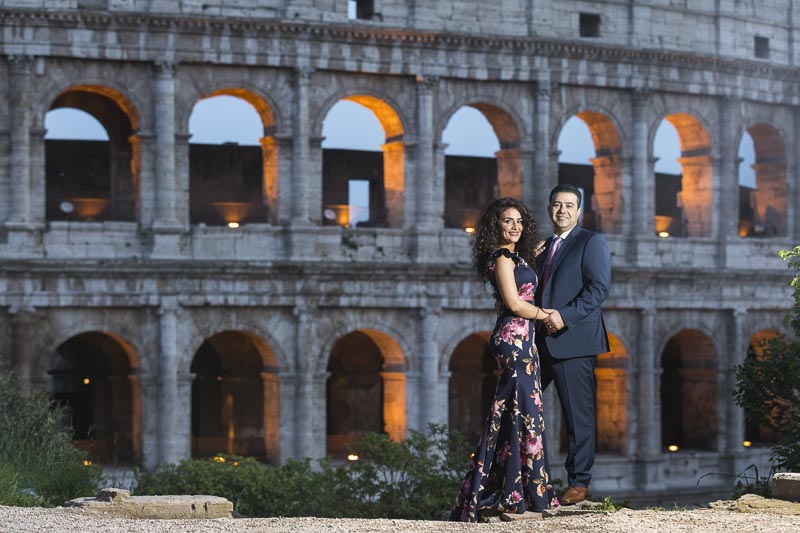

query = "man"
[{"left": 535, "top": 184, "right": 611, "bottom": 505}]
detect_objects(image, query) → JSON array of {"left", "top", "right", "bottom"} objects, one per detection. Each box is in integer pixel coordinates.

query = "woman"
[{"left": 450, "top": 197, "right": 559, "bottom": 522}]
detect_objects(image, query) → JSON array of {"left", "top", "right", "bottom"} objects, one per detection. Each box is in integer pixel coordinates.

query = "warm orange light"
[
  {"left": 658, "top": 231, "right": 670, "bottom": 238},
  {"left": 83, "top": 377, "right": 91, "bottom": 385},
  {"left": 66, "top": 197, "right": 109, "bottom": 221},
  {"left": 83, "top": 460, "right": 92, "bottom": 466},
  {"left": 668, "top": 445, "right": 679, "bottom": 452},
  {"left": 210, "top": 201, "right": 253, "bottom": 225},
  {"left": 213, "top": 456, "right": 226, "bottom": 463},
  {"left": 233, "top": 461, "right": 239, "bottom": 467},
  {"left": 347, "top": 454, "right": 359, "bottom": 461},
  {"left": 227, "top": 222, "right": 240, "bottom": 229},
  {"left": 464, "top": 227, "right": 475, "bottom": 234},
  {"left": 743, "top": 440, "right": 752, "bottom": 447}
]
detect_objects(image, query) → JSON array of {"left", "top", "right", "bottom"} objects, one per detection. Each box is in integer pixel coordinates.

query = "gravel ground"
[{"left": 3, "top": 503, "right": 800, "bottom": 532}]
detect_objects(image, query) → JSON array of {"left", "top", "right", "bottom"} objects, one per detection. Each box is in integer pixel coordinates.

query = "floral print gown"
[{"left": 450, "top": 248, "right": 558, "bottom": 522}]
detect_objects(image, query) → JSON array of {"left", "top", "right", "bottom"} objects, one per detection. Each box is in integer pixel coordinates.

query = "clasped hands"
[{"left": 540, "top": 308, "right": 564, "bottom": 332}]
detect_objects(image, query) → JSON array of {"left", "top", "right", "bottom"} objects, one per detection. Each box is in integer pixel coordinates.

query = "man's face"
[{"left": 549, "top": 192, "right": 581, "bottom": 235}]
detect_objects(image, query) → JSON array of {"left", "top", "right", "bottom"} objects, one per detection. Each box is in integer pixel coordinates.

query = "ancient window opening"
[
  {"left": 442, "top": 104, "right": 519, "bottom": 231},
  {"left": 348, "top": 0, "right": 376, "bottom": 20},
  {"left": 188, "top": 93, "right": 277, "bottom": 227},
  {"left": 322, "top": 97, "right": 404, "bottom": 228},
  {"left": 190, "top": 331, "right": 280, "bottom": 464},
  {"left": 579, "top": 13, "right": 601, "bottom": 38},
  {"left": 45, "top": 88, "right": 139, "bottom": 223},
  {"left": 739, "top": 124, "right": 787, "bottom": 237},
  {"left": 448, "top": 332, "right": 495, "bottom": 443},
  {"left": 754, "top": 36, "right": 770, "bottom": 59},
  {"left": 48, "top": 332, "right": 141, "bottom": 464}
]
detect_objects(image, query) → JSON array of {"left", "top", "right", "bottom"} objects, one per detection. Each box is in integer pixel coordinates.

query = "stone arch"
[
  {"left": 187, "top": 87, "right": 280, "bottom": 225},
  {"left": 659, "top": 328, "right": 718, "bottom": 451},
  {"left": 317, "top": 317, "right": 412, "bottom": 371},
  {"left": 45, "top": 84, "right": 141, "bottom": 222},
  {"left": 439, "top": 315, "right": 493, "bottom": 374},
  {"left": 595, "top": 331, "right": 629, "bottom": 454},
  {"left": 190, "top": 329, "right": 280, "bottom": 463},
  {"left": 656, "top": 112, "right": 714, "bottom": 238},
  {"left": 447, "top": 331, "right": 494, "bottom": 441},
  {"left": 440, "top": 99, "right": 524, "bottom": 229},
  {"left": 741, "top": 123, "right": 787, "bottom": 237},
  {"left": 318, "top": 91, "right": 408, "bottom": 228},
  {"left": 47, "top": 330, "right": 141, "bottom": 463},
  {"left": 554, "top": 107, "right": 624, "bottom": 233},
  {"left": 325, "top": 328, "right": 408, "bottom": 457}
]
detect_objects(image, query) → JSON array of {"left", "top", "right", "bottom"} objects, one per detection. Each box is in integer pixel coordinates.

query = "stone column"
[
  {"left": 718, "top": 97, "right": 739, "bottom": 241},
  {"left": 277, "top": 371, "right": 296, "bottom": 463},
  {"left": 530, "top": 79, "right": 553, "bottom": 233},
  {"left": 153, "top": 61, "right": 179, "bottom": 228},
  {"left": 261, "top": 371, "right": 281, "bottom": 464},
  {"left": 631, "top": 89, "right": 653, "bottom": 238},
  {"left": 274, "top": 134, "right": 294, "bottom": 225},
  {"left": 637, "top": 307, "right": 657, "bottom": 457},
  {"left": 414, "top": 74, "right": 438, "bottom": 231},
  {"left": 260, "top": 135, "right": 279, "bottom": 223},
  {"left": 792, "top": 108, "right": 800, "bottom": 240},
  {"left": 752, "top": 161, "right": 789, "bottom": 236},
  {"left": 678, "top": 154, "right": 713, "bottom": 237},
  {"left": 381, "top": 370, "right": 407, "bottom": 441},
  {"left": 10, "top": 307, "right": 37, "bottom": 394},
  {"left": 495, "top": 148, "right": 523, "bottom": 199},
  {"left": 418, "top": 306, "right": 443, "bottom": 431},
  {"left": 7, "top": 55, "right": 33, "bottom": 226},
  {"left": 591, "top": 155, "right": 623, "bottom": 234},
  {"left": 293, "top": 307, "right": 314, "bottom": 454},
  {"left": 139, "top": 373, "right": 161, "bottom": 470},
  {"left": 382, "top": 140, "right": 405, "bottom": 227},
  {"left": 291, "top": 67, "right": 312, "bottom": 225},
  {"left": 726, "top": 308, "right": 746, "bottom": 455},
  {"left": 157, "top": 301, "right": 180, "bottom": 465}
]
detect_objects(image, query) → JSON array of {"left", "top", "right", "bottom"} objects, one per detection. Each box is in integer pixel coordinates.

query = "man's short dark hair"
[{"left": 549, "top": 184, "right": 582, "bottom": 208}]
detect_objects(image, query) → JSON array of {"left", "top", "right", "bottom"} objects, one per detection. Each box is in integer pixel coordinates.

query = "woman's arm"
[{"left": 495, "top": 254, "right": 550, "bottom": 320}]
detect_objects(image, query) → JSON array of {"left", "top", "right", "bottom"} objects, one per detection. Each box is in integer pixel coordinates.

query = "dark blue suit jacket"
[{"left": 535, "top": 226, "right": 611, "bottom": 359}]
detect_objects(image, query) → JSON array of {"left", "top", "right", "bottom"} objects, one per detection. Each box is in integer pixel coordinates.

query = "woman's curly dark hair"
[{"left": 472, "top": 197, "right": 539, "bottom": 283}]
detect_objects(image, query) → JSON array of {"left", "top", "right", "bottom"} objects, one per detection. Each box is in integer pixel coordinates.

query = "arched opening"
[
  {"left": 447, "top": 332, "right": 495, "bottom": 442},
  {"left": 660, "top": 329, "right": 718, "bottom": 451},
  {"left": 738, "top": 124, "right": 787, "bottom": 237},
  {"left": 595, "top": 333, "right": 628, "bottom": 454},
  {"left": 557, "top": 112, "right": 622, "bottom": 233},
  {"left": 321, "top": 96, "right": 404, "bottom": 228},
  {"left": 48, "top": 331, "right": 140, "bottom": 463},
  {"left": 744, "top": 330, "right": 781, "bottom": 446},
  {"left": 188, "top": 91, "right": 277, "bottom": 227},
  {"left": 326, "top": 329, "right": 406, "bottom": 458},
  {"left": 45, "top": 86, "right": 139, "bottom": 222},
  {"left": 190, "top": 330, "right": 280, "bottom": 463},
  {"left": 653, "top": 114, "right": 712, "bottom": 238},
  {"left": 442, "top": 104, "right": 518, "bottom": 231}
]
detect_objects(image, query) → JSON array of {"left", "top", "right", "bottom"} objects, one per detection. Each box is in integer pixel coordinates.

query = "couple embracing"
[{"left": 450, "top": 184, "right": 612, "bottom": 522}]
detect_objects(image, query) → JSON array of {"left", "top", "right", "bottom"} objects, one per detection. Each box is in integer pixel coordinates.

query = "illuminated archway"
[
  {"left": 48, "top": 331, "right": 141, "bottom": 463},
  {"left": 188, "top": 90, "right": 278, "bottom": 226},
  {"left": 654, "top": 113, "right": 713, "bottom": 238},
  {"left": 321, "top": 95, "right": 405, "bottom": 228},
  {"left": 326, "top": 328, "right": 407, "bottom": 457},
  {"left": 739, "top": 124, "right": 787, "bottom": 237},
  {"left": 190, "top": 330, "right": 280, "bottom": 463},
  {"left": 447, "top": 332, "right": 494, "bottom": 441},
  {"left": 660, "top": 329, "right": 718, "bottom": 451},
  {"left": 744, "top": 329, "right": 781, "bottom": 446},
  {"left": 442, "top": 103, "right": 519, "bottom": 230},
  {"left": 595, "top": 333, "right": 628, "bottom": 454},
  {"left": 45, "top": 85, "right": 140, "bottom": 222}
]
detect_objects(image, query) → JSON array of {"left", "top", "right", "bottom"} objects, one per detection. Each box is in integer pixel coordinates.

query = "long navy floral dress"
[{"left": 450, "top": 248, "right": 558, "bottom": 522}]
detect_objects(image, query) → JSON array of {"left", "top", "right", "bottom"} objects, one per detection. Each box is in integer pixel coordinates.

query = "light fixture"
[
  {"left": 743, "top": 440, "right": 752, "bottom": 447},
  {"left": 213, "top": 456, "right": 226, "bottom": 463},
  {"left": 83, "top": 460, "right": 92, "bottom": 467},
  {"left": 464, "top": 227, "right": 475, "bottom": 234},
  {"left": 347, "top": 454, "right": 359, "bottom": 461},
  {"left": 658, "top": 231, "right": 670, "bottom": 238},
  {"left": 227, "top": 222, "right": 240, "bottom": 229},
  {"left": 667, "top": 444, "right": 679, "bottom": 452},
  {"left": 83, "top": 377, "right": 91, "bottom": 385}
]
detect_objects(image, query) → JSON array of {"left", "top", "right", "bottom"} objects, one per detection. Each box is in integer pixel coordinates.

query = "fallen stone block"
[
  {"left": 66, "top": 488, "right": 233, "bottom": 519},
  {"left": 773, "top": 473, "right": 800, "bottom": 502}
]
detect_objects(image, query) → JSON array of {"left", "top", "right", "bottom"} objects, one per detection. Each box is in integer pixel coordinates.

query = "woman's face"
[{"left": 498, "top": 207, "right": 523, "bottom": 246}]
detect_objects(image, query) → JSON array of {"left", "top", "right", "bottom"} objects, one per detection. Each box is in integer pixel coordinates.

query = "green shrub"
[
  {"left": 734, "top": 246, "right": 800, "bottom": 472},
  {"left": 136, "top": 424, "right": 471, "bottom": 519},
  {"left": 0, "top": 367, "right": 101, "bottom": 506}
]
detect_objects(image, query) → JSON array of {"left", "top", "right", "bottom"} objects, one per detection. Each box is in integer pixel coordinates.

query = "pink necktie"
[{"left": 541, "top": 236, "right": 563, "bottom": 287}]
